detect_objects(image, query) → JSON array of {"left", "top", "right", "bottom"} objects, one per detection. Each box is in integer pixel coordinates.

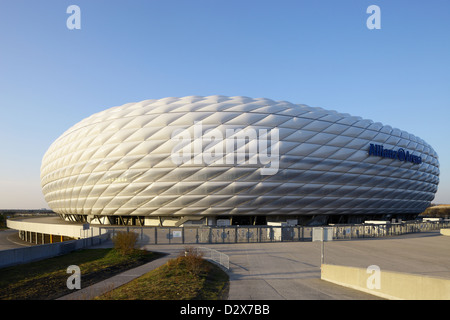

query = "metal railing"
[
  {"left": 194, "top": 247, "right": 229, "bottom": 270},
  {"left": 332, "top": 220, "right": 450, "bottom": 240}
]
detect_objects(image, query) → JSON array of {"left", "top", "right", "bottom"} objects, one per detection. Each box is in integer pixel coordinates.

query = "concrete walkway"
[
  {"left": 58, "top": 249, "right": 176, "bottom": 300},
  {"left": 57, "top": 230, "right": 450, "bottom": 300},
  {"left": 142, "top": 230, "right": 450, "bottom": 300}
]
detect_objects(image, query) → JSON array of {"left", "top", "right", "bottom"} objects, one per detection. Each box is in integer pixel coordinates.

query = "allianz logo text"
[
  {"left": 170, "top": 121, "right": 279, "bottom": 175},
  {"left": 368, "top": 143, "right": 422, "bottom": 165}
]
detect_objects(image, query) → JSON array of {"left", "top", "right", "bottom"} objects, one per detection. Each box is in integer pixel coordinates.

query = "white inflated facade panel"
[{"left": 40, "top": 96, "right": 439, "bottom": 217}]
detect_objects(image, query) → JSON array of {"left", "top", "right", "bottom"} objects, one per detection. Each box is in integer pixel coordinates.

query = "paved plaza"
[
  {"left": 3, "top": 227, "right": 450, "bottom": 300},
  {"left": 139, "top": 231, "right": 450, "bottom": 300}
]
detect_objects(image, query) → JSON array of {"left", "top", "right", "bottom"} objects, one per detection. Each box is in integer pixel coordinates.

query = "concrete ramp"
[{"left": 321, "top": 264, "right": 450, "bottom": 300}]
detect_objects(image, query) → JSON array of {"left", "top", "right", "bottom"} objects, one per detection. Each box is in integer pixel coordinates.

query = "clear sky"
[{"left": 0, "top": 0, "right": 449, "bottom": 209}]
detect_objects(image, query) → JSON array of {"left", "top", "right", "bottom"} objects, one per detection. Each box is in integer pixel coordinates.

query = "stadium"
[{"left": 40, "top": 95, "right": 439, "bottom": 226}]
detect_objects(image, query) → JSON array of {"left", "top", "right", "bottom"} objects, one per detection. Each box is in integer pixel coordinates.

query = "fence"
[
  {"left": 332, "top": 220, "right": 450, "bottom": 240},
  {"left": 194, "top": 247, "right": 230, "bottom": 270},
  {"left": 104, "top": 220, "right": 450, "bottom": 245},
  {"left": 107, "top": 225, "right": 314, "bottom": 244},
  {"left": 0, "top": 232, "right": 110, "bottom": 269},
  {"left": 2, "top": 220, "right": 448, "bottom": 269}
]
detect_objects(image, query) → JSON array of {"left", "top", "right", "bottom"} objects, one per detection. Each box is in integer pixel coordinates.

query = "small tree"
[{"left": 113, "top": 231, "right": 139, "bottom": 255}]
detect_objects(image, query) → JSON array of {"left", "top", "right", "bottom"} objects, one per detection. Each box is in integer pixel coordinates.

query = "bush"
[
  {"left": 112, "top": 231, "right": 139, "bottom": 255},
  {"left": 180, "top": 247, "right": 208, "bottom": 276},
  {"left": 421, "top": 205, "right": 450, "bottom": 218},
  {"left": 0, "top": 214, "right": 6, "bottom": 229}
]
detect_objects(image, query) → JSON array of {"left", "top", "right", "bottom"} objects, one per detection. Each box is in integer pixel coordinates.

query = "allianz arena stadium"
[{"left": 40, "top": 96, "right": 440, "bottom": 226}]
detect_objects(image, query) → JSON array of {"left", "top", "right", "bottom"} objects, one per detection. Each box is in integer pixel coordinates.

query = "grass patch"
[
  {"left": 97, "top": 249, "right": 229, "bottom": 300},
  {"left": 0, "top": 248, "right": 163, "bottom": 300}
]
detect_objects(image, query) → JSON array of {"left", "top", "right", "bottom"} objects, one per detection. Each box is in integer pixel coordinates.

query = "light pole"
[
  {"left": 313, "top": 227, "right": 332, "bottom": 267},
  {"left": 321, "top": 227, "right": 325, "bottom": 266}
]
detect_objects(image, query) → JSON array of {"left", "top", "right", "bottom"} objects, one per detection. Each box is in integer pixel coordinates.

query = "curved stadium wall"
[{"left": 40, "top": 96, "right": 439, "bottom": 225}]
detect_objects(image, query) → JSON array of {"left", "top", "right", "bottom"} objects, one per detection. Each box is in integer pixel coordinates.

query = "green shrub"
[
  {"left": 0, "top": 214, "right": 6, "bottom": 229},
  {"left": 420, "top": 205, "right": 450, "bottom": 218},
  {"left": 180, "top": 247, "right": 208, "bottom": 276},
  {"left": 112, "top": 231, "right": 139, "bottom": 255}
]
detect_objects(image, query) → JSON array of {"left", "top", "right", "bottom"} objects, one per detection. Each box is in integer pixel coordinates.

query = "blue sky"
[{"left": 0, "top": 0, "right": 449, "bottom": 209}]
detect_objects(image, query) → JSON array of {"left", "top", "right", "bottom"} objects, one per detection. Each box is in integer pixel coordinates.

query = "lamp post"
[{"left": 313, "top": 227, "right": 333, "bottom": 267}]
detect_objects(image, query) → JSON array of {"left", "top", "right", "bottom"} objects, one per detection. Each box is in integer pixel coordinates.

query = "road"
[{"left": 0, "top": 229, "right": 32, "bottom": 250}]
